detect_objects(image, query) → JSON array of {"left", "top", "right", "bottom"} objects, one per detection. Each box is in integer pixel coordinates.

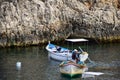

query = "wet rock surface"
[{"left": 0, "top": 0, "right": 120, "bottom": 47}]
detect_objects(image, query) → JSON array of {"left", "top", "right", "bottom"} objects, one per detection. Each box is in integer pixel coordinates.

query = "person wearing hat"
[{"left": 72, "top": 49, "right": 80, "bottom": 63}]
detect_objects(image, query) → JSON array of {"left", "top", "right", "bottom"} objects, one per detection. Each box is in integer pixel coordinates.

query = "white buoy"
[{"left": 16, "top": 62, "right": 21, "bottom": 70}]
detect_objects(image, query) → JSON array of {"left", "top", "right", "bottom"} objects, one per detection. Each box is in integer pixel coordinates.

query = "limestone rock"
[{"left": 0, "top": 0, "right": 120, "bottom": 47}]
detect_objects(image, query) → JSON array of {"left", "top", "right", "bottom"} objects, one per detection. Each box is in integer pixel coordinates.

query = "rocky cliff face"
[{"left": 0, "top": 0, "right": 120, "bottom": 47}]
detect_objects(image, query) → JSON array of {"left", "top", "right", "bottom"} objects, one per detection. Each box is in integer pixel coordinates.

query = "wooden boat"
[
  {"left": 46, "top": 42, "right": 72, "bottom": 61},
  {"left": 46, "top": 38, "right": 88, "bottom": 61},
  {"left": 59, "top": 61, "right": 87, "bottom": 77}
]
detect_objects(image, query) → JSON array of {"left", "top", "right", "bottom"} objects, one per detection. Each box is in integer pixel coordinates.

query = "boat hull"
[
  {"left": 59, "top": 61, "right": 87, "bottom": 77},
  {"left": 61, "top": 72, "right": 82, "bottom": 78},
  {"left": 48, "top": 52, "right": 72, "bottom": 61},
  {"left": 46, "top": 43, "right": 72, "bottom": 61}
]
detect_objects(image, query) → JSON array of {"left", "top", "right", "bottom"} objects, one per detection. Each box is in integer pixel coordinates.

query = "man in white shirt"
[{"left": 78, "top": 52, "right": 88, "bottom": 64}]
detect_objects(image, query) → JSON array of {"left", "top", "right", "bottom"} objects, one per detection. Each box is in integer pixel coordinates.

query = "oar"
[{"left": 78, "top": 47, "right": 94, "bottom": 63}]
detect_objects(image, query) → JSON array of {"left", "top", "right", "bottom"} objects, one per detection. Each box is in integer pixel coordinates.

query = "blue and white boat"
[
  {"left": 46, "top": 38, "right": 88, "bottom": 61},
  {"left": 46, "top": 42, "right": 72, "bottom": 61}
]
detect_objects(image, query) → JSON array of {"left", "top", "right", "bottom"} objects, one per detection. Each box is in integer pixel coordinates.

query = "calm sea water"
[{"left": 0, "top": 43, "right": 120, "bottom": 80}]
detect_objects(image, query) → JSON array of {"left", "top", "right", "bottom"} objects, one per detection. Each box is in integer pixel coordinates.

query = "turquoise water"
[{"left": 0, "top": 43, "right": 120, "bottom": 80}]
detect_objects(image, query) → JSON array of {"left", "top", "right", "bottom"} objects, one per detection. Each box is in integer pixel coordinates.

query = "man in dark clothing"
[
  {"left": 72, "top": 49, "right": 80, "bottom": 63},
  {"left": 56, "top": 46, "right": 61, "bottom": 52}
]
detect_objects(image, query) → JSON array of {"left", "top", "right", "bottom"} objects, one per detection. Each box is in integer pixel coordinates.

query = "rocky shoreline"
[{"left": 0, "top": 0, "right": 120, "bottom": 47}]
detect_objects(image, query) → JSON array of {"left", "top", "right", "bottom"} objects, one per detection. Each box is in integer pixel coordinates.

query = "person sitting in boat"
[
  {"left": 72, "top": 49, "right": 80, "bottom": 63},
  {"left": 78, "top": 52, "right": 88, "bottom": 65},
  {"left": 56, "top": 46, "right": 61, "bottom": 52}
]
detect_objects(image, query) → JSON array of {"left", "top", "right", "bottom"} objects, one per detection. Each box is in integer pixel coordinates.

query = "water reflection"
[{"left": 0, "top": 43, "right": 119, "bottom": 80}]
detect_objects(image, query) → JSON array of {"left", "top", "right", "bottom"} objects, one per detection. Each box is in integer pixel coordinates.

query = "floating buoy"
[{"left": 16, "top": 62, "right": 21, "bottom": 70}]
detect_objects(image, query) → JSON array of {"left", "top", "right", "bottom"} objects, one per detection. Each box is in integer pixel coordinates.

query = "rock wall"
[{"left": 0, "top": 0, "right": 120, "bottom": 47}]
